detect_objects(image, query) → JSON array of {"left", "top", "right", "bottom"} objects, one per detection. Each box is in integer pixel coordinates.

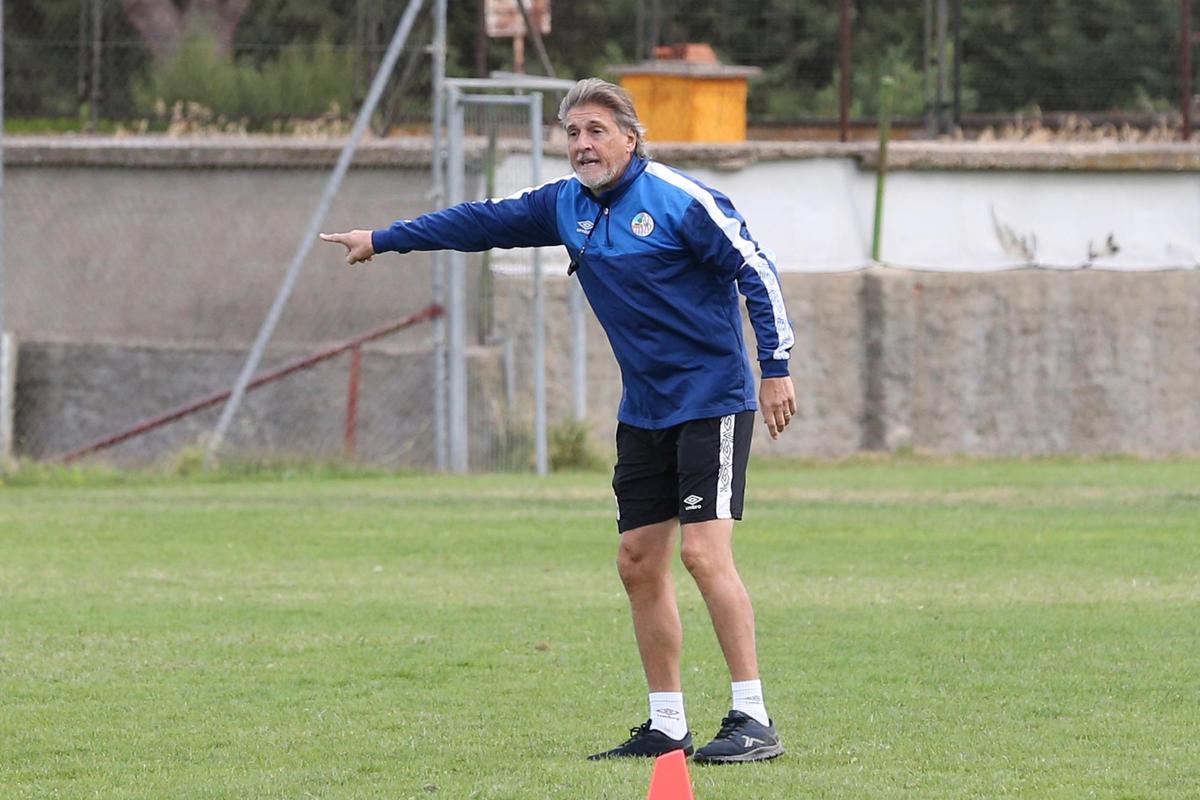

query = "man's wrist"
[
  {"left": 759, "top": 360, "right": 790, "bottom": 379},
  {"left": 370, "top": 229, "right": 388, "bottom": 254}
]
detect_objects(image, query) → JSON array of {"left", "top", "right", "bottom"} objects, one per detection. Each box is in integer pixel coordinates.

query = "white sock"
[
  {"left": 731, "top": 679, "right": 770, "bottom": 726},
  {"left": 648, "top": 691, "right": 688, "bottom": 740}
]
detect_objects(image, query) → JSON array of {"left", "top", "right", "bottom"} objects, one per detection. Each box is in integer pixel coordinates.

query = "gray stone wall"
[
  {"left": 6, "top": 164, "right": 442, "bottom": 348},
  {"left": 6, "top": 137, "right": 1200, "bottom": 463},
  {"left": 866, "top": 268, "right": 1200, "bottom": 456},
  {"left": 15, "top": 340, "right": 513, "bottom": 468},
  {"left": 496, "top": 268, "right": 1200, "bottom": 459},
  {"left": 14, "top": 267, "right": 1200, "bottom": 466}
]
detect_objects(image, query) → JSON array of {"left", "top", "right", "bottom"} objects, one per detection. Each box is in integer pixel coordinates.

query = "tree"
[
  {"left": 121, "top": 0, "right": 252, "bottom": 60},
  {"left": 962, "top": 0, "right": 1181, "bottom": 113}
]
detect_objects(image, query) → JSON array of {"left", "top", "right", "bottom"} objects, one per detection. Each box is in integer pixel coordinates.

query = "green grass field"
[{"left": 2, "top": 458, "right": 1198, "bottom": 799}]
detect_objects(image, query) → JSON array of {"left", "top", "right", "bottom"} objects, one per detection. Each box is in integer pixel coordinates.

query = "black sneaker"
[
  {"left": 587, "top": 720, "right": 693, "bottom": 760},
  {"left": 693, "top": 710, "right": 785, "bottom": 764}
]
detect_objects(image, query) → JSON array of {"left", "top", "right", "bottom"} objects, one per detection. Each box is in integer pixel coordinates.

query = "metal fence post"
[
  {"left": 445, "top": 85, "right": 469, "bottom": 473},
  {"left": 0, "top": 333, "right": 12, "bottom": 466},
  {"left": 569, "top": 273, "right": 587, "bottom": 423},
  {"left": 431, "top": 0, "right": 448, "bottom": 470},
  {"left": 935, "top": 0, "right": 949, "bottom": 135},
  {"left": 529, "top": 91, "right": 548, "bottom": 476},
  {"left": 344, "top": 344, "right": 362, "bottom": 458},
  {"left": 88, "top": 0, "right": 101, "bottom": 132},
  {"left": 838, "top": 0, "right": 851, "bottom": 143},
  {"left": 0, "top": 0, "right": 9, "bottom": 467},
  {"left": 1184, "top": 0, "right": 1194, "bottom": 142}
]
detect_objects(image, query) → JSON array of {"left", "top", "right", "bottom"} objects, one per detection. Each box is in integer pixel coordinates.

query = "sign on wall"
[{"left": 485, "top": 0, "right": 551, "bottom": 38}]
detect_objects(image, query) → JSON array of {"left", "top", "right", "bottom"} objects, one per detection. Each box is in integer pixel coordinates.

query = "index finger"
[{"left": 765, "top": 410, "right": 780, "bottom": 439}]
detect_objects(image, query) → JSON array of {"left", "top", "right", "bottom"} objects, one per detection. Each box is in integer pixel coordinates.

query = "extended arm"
[{"left": 321, "top": 180, "right": 565, "bottom": 265}]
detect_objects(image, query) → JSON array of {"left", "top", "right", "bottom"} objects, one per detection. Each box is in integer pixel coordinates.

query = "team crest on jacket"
[{"left": 631, "top": 212, "right": 655, "bottom": 237}]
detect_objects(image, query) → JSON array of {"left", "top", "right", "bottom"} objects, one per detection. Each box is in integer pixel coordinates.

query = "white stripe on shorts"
[{"left": 716, "top": 414, "right": 736, "bottom": 519}]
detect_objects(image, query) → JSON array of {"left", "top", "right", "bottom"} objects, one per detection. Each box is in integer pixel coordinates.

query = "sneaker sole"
[
  {"left": 692, "top": 743, "right": 785, "bottom": 764},
  {"left": 587, "top": 744, "right": 694, "bottom": 761}
]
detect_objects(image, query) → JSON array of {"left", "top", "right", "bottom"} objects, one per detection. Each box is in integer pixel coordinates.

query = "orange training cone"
[{"left": 646, "top": 750, "right": 694, "bottom": 800}]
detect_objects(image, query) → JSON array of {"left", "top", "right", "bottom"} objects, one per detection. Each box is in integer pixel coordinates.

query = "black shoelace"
[
  {"left": 623, "top": 720, "right": 654, "bottom": 744},
  {"left": 711, "top": 715, "right": 742, "bottom": 740}
]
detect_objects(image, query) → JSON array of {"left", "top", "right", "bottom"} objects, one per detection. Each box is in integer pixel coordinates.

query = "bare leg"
[
  {"left": 616, "top": 518, "right": 682, "bottom": 692},
  {"left": 680, "top": 519, "right": 758, "bottom": 681}
]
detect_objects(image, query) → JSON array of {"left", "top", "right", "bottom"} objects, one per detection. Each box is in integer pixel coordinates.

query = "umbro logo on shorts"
[{"left": 683, "top": 494, "right": 704, "bottom": 510}]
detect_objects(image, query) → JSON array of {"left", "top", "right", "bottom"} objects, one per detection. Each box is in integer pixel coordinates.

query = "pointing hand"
[{"left": 319, "top": 230, "right": 375, "bottom": 265}]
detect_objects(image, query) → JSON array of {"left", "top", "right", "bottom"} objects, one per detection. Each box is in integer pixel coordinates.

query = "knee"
[
  {"left": 680, "top": 540, "right": 728, "bottom": 582},
  {"left": 681, "top": 537, "right": 734, "bottom": 582},
  {"left": 617, "top": 542, "right": 663, "bottom": 590}
]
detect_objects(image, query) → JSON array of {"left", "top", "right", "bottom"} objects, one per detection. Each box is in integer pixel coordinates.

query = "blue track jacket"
[{"left": 372, "top": 156, "right": 794, "bottom": 430}]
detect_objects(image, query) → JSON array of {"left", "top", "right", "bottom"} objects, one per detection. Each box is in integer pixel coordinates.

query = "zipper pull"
[{"left": 604, "top": 207, "right": 612, "bottom": 246}]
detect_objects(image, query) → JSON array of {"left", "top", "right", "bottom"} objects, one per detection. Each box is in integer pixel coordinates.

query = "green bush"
[
  {"left": 135, "top": 28, "right": 355, "bottom": 125},
  {"left": 549, "top": 421, "right": 604, "bottom": 472}
]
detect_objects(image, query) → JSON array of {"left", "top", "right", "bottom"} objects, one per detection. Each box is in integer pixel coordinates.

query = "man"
[{"left": 321, "top": 78, "right": 795, "bottom": 764}]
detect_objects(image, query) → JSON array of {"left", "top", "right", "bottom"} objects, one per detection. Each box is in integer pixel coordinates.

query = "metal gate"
[{"left": 437, "top": 76, "right": 583, "bottom": 475}]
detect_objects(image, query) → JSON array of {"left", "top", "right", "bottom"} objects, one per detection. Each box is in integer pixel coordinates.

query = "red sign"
[{"left": 485, "top": 0, "right": 551, "bottom": 37}]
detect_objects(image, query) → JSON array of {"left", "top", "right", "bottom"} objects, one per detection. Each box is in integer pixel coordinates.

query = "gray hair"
[{"left": 558, "top": 78, "right": 649, "bottom": 158}]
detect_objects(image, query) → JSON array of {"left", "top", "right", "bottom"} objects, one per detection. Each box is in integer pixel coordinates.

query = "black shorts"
[{"left": 612, "top": 410, "right": 755, "bottom": 533}]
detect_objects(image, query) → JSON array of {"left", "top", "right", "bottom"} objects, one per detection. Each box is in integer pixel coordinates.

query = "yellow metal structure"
[{"left": 614, "top": 63, "right": 761, "bottom": 143}]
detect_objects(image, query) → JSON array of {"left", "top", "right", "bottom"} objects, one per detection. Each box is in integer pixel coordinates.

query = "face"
[{"left": 563, "top": 103, "right": 637, "bottom": 193}]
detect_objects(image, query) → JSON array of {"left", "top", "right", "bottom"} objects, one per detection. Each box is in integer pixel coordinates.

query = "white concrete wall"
[{"left": 501, "top": 154, "right": 1200, "bottom": 273}]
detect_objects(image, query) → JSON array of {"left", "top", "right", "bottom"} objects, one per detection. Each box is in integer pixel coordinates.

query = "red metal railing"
[{"left": 58, "top": 304, "right": 443, "bottom": 464}]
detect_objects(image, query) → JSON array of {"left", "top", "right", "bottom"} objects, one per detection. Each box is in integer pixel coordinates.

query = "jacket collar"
[{"left": 583, "top": 155, "right": 647, "bottom": 206}]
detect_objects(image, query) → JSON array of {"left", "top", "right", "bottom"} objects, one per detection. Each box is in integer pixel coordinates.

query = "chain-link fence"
[
  {"left": 5, "top": 1, "right": 1199, "bottom": 137},
  {"left": 5, "top": 0, "right": 437, "bottom": 133},
  {"left": 6, "top": 147, "right": 448, "bottom": 468},
  {"left": 0, "top": 0, "right": 590, "bottom": 473},
  {"left": 2, "top": 61, "right": 582, "bottom": 471},
  {"left": 5, "top": 2, "right": 451, "bottom": 470},
  {"left": 4, "top": 2, "right": 1200, "bottom": 469}
]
